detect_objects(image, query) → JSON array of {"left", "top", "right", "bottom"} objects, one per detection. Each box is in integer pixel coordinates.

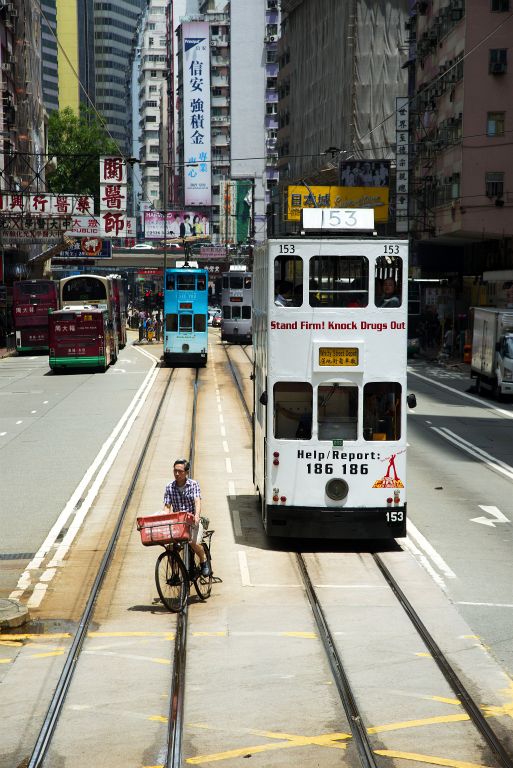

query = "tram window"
[
  {"left": 180, "top": 314, "right": 193, "bottom": 331},
  {"left": 230, "top": 275, "right": 244, "bottom": 290},
  {"left": 166, "top": 274, "right": 175, "bottom": 290},
  {"left": 274, "top": 255, "right": 303, "bottom": 307},
  {"left": 273, "top": 382, "right": 312, "bottom": 440},
  {"left": 317, "top": 384, "right": 358, "bottom": 441},
  {"left": 177, "top": 275, "right": 195, "bottom": 291},
  {"left": 194, "top": 314, "right": 206, "bottom": 332},
  {"left": 197, "top": 275, "right": 207, "bottom": 291},
  {"left": 242, "top": 306, "right": 251, "bottom": 319},
  {"left": 62, "top": 277, "right": 107, "bottom": 302},
  {"left": 309, "top": 256, "right": 368, "bottom": 307},
  {"left": 244, "top": 276, "right": 252, "bottom": 290},
  {"left": 363, "top": 382, "right": 401, "bottom": 441},
  {"left": 222, "top": 276, "right": 229, "bottom": 289},
  {"left": 375, "top": 257, "right": 402, "bottom": 307},
  {"left": 223, "top": 306, "right": 231, "bottom": 319},
  {"left": 231, "top": 305, "right": 241, "bottom": 319},
  {"left": 166, "top": 313, "right": 178, "bottom": 332}
]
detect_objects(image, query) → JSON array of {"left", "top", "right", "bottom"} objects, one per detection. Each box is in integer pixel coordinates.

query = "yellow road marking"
[
  {"left": 374, "top": 750, "right": 493, "bottom": 768},
  {"left": 185, "top": 731, "right": 351, "bottom": 764},
  {"left": 0, "top": 633, "right": 71, "bottom": 640},
  {"left": 367, "top": 713, "right": 471, "bottom": 734},
  {"left": 30, "top": 650, "right": 65, "bottom": 659},
  {"left": 431, "top": 696, "right": 461, "bottom": 706},
  {"left": 0, "top": 640, "right": 23, "bottom": 647},
  {"left": 192, "top": 632, "right": 227, "bottom": 637},
  {"left": 0, "top": 658, "right": 13, "bottom": 664},
  {"left": 416, "top": 652, "right": 432, "bottom": 658}
]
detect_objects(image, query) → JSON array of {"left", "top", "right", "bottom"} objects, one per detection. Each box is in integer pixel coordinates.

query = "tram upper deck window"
[
  {"left": 197, "top": 275, "right": 207, "bottom": 291},
  {"left": 274, "top": 255, "right": 303, "bottom": 307},
  {"left": 176, "top": 274, "right": 195, "bottom": 291},
  {"left": 244, "top": 276, "right": 252, "bottom": 290},
  {"left": 273, "top": 382, "right": 312, "bottom": 439},
  {"left": 166, "top": 274, "right": 175, "bottom": 290},
  {"left": 230, "top": 275, "right": 244, "bottom": 290},
  {"left": 222, "top": 275, "right": 229, "bottom": 289},
  {"left": 363, "top": 382, "right": 401, "bottom": 441},
  {"left": 318, "top": 384, "right": 358, "bottom": 441},
  {"left": 309, "top": 256, "right": 368, "bottom": 307},
  {"left": 375, "top": 255, "right": 402, "bottom": 308}
]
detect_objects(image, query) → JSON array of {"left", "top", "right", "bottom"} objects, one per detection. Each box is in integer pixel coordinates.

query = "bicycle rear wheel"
[
  {"left": 192, "top": 542, "right": 213, "bottom": 600},
  {"left": 155, "top": 550, "right": 188, "bottom": 612}
]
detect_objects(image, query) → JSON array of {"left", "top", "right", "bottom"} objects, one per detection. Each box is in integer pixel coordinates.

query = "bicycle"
[{"left": 137, "top": 512, "right": 213, "bottom": 613}]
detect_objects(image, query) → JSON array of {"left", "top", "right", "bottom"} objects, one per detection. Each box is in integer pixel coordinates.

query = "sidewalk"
[
  {"left": 415, "top": 347, "right": 470, "bottom": 374},
  {"left": 0, "top": 347, "right": 15, "bottom": 359}
]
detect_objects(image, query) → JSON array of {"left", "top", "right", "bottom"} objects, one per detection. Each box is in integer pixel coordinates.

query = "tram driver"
[
  {"left": 275, "top": 281, "right": 293, "bottom": 306},
  {"left": 163, "top": 459, "right": 211, "bottom": 577}
]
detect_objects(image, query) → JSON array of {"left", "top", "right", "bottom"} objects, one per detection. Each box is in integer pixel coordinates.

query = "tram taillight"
[
  {"left": 273, "top": 494, "right": 279, "bottom": 502},
  {"left": 280, "top": 496, "right": 287, "bottom": 503},
  {"left": 273, "top": 458, "right": 279, "bottom": 465},
  {"left": 273, "top": 451, "right": 280, "bottom": 466}
]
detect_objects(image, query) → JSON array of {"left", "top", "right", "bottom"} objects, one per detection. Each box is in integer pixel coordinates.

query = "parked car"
[{"left": 130, "top": 242, "right": 155, "bottom": 250}]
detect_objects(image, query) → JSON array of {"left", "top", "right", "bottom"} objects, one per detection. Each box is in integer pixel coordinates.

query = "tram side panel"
[
  {"left": 163, "top": 268, "right": 208, "bottom": 366},
  {"left": 252, "top": 254, "right": 268, "bottom": 497},
  {"left": 253, "top": 238, "right": 408, "bottom": 540}
]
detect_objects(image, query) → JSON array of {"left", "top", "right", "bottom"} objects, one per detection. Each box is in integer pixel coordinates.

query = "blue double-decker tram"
[{"left": 163, "top": 264, "right": 209, "bottom": 366}]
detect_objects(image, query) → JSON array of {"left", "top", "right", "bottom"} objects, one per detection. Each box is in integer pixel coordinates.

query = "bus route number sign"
[{"left": 319, "top": 347, "right": 359, "bottom": 366}]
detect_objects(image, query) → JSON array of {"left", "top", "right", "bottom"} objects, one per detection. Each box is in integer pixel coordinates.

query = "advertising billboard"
[
  {"left": 183, "top": 22, "right": 212, "bottom": 206},
  {"left": 144, "top": 210, "right": 210, "bottom": 240},
  {"left": 286, "top": 185, "right": 389, "bottom": 223}
]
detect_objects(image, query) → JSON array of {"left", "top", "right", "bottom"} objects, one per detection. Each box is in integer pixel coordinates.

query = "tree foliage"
[{"left": 47, "top": 107, "right": 120, "bottom": 198}]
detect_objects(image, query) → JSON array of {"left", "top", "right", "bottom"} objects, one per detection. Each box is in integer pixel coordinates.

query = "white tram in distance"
[
  {"left": 253, "top": 214, "right": 413, "bottom": 539},
  {"left": 221, "top": 266, "right": 253, "bottom": 344}
]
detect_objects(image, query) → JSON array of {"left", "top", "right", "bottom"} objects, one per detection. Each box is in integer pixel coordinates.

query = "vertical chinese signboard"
[
  {"left": 182, "top": 22, "right": 212, "bottom": 207},
  {"left": 395, "top": 97, "right": 409, "bottom": 233},
  {"left": 99, "top": 156, "right": 128, "bottom": 238}
]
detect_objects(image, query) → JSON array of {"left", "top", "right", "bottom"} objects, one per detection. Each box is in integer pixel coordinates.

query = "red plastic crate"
[{"left": 136, "top": 512, "right": 195, "bottom": 546}]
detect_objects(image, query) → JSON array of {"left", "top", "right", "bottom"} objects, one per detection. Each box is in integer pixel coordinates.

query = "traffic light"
[{"left": 144, "top": 290, "right": 151, "bottom": 309}]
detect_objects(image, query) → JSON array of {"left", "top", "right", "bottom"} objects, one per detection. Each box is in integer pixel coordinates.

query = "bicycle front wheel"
[
  {"left": 155, "top": 550, "right": 188, "bottom": 612},
  {"left": 192, "top": 542, "right": 213, "bottom": 601}
]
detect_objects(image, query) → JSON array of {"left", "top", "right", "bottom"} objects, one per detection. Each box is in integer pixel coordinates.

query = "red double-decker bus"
[
  {"left": 13, "top": 280, "right": 58, "bottom": 353},
  {"left": 48, "top": 307, "right": 117, "bottom": 372},
  {"left": 108, "top": 275, "right": 127, "bottom": 348}
]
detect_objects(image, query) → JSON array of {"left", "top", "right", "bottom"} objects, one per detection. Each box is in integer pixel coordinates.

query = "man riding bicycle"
[{"left": 163, "top": 459, "right": 211, "bottom": 577}]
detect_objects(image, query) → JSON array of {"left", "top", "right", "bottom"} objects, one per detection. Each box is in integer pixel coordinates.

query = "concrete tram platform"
[{"left": 0, "top": 598, "right": 30, "bottom": 628}]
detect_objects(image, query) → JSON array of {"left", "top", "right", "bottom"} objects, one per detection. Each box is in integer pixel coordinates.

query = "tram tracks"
[
  {"left": 222, "top": 340, "right": 513, "bottom": 768},
  {"left": 22, "top": 366, "right": 201, "bottom": 768}
]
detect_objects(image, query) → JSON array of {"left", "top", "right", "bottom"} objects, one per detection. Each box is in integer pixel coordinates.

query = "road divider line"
[
  {"left": 432, "top": 426, "right": 513, "bottom": 482},
  {"left": 407, "top": 519, "right": 456, "bottom": 579},
  {"left": 232, "top": 510, "right": 242, "bottom": 538},
  {"left": 238, "top": 551, "right": 251, "bottom": 586},
  {"left": 408, "top": 367, "right": 513, "bottom": 418},
  {"left": 9, "top": 359, "right": 159, "bottom": 603}
]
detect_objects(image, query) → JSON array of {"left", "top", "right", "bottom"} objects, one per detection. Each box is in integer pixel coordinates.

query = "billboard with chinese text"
[
  {"left": 183, "top": 22, "right": 212, "bottom": 206},
  {"left": 144, "top": 210, "right": 210, "bottom": 240},
  {"left": 286, "top": 185, "right": 389, "bottom": 223}
]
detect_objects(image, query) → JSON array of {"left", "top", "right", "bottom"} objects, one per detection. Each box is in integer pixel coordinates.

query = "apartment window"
[
  {"left": 150, "top": 70, "right": 157, "bottom": 77},
  {"left": 489, "top": 49, "right": 507, "bottom": 74},
  {"left": 266, "top": 50, "right": 277, "bottom": 64},
  {"left": 267, "top": 77, "right": 277, "bottom": 89},
  {"left": 212, "top": 26, "right": 219, "bottom": 35},
  {"left": 485, "top": 172, "right": 504, "bottom": 197},
  {"left": 149, "top": 85, "right": 158, "bottom": 93},
  {"left": 491, "top": 0, "right": 509, "bottom": 10},
  {"left": 487, "top": 111, "right": 505, "bottom": 136},
  {"left": 148, "top": 37, "right": 154, "bottom": 46},
  {"left": 266, "top": 103, "right": 277, "bottom": 115},
  {"left": 266, "top": 24, "right": 278, "bottom": 36}
]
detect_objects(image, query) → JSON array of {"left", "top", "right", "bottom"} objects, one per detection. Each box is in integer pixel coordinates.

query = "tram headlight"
[{"left": 325, "top": 478, "right": 349, "bottom": 501}]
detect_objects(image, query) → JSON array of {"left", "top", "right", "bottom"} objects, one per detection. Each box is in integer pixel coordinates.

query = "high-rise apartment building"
[{"left": 40, "top": 0, "right": 59, "bottom": 113}]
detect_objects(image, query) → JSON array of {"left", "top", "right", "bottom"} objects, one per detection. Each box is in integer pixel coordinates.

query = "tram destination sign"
[
  {"left": 319, "top": 347, "right": 359, "bottom": 366},
  {"left": 302, "top": 208, "right": 375, "bottom": 231}
]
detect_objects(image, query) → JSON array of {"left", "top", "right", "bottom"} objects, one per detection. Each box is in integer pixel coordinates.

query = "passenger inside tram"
[
  {"left": 363, "top": 382, "right": 401, "bottom": 441},
  {"left": 376, "top": 277, "right": 401, "bottom": 308}
]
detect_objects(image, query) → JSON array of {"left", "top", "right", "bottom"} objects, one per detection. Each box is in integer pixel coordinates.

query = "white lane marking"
[
  {"left": 407, "top": 519, "right": 456, "bottom": 579},
  {"left": 112, "top": 368, "right": 126, "bottom": 374},
  {"left": 225, "top": 458, "right": 232, "bottom": 473},
  {"left": 216, "top": 396, "right": 221, "bottom": 403},
  {"left": 43, "top": 400, "right": 48, "bottom": 404},
  {"left": 433, "top": 426, "right": 513, "bottom": 482},
  {"left": 402, "top": 537, "right": 448, "bottom": 592},
  {"left": 471, "top": 504, "right": 510, "bottom": 527},
  {"left": 228, "top": 481, "right": 236, "bottom": 498},
  {"left": 217, "top": 404, "right": 222, "bottom": 413},
  {"left": 408, "top": 367, "right": 513, "bottom": 419},
  {"left": 238, "top": 551, "right": 251, "bottom": 586},
  {"left": 0, "top": 432, "right": 6, "bottom": 436},
  {"left": 31, "top": 410, "right": 37, "bottom": 414},
  {"left": 232, "top": 509, "right": 242, "bottom": 538},
  {"left": 219, "top": 414, "right": 224, "bottom": 424},
  {"left": 457, "top": 601, "right": 513, "bottom": 608},
  {"left": 16, "top": 420, "right": 22, "bottom": 425},
  {"left": 133, "top": 345, "right": 160, "bottom": 363},
  {"left": 9, "top": 360, "right": 158, "bottom": 602},
  {"left": 220, "top": 425, "right": 226, "bottom": 437},
  {"left": 222, "top": 440, "right": 229, "bottom": 453}
]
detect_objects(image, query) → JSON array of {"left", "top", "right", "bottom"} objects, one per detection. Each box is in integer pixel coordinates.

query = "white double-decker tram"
[{"left": 253, "top": 209, "right": 413, "bottom": 539}]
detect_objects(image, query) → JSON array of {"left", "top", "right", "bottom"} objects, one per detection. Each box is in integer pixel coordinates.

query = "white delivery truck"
[{"left": 471, "top": 308, "right": 513, "bottom": 398}]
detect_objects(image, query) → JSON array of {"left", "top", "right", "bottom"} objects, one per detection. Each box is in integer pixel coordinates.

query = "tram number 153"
[{"left": 306, "top": 463, "right": 369, "bottom": 475}]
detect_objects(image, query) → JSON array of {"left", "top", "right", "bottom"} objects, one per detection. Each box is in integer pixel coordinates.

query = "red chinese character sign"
[{"left": 99, "top": 157, "right": 127, "bottom": 217}]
